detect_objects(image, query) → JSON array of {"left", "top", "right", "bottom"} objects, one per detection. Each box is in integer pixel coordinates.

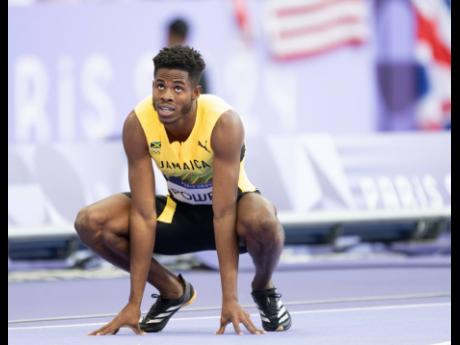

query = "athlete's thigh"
[
  {"left": 83, "top": 193, "right": 132, "bottom": 237},
  {"left": 236, "top": 192, "right": 278, "bottom": 236}
]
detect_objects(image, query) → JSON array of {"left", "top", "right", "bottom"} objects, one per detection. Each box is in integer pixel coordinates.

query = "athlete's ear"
[{"left": 192, "top": 84, "right": 201, "bottom": 100}]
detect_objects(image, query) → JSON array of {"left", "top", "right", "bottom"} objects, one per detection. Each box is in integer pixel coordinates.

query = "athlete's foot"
[
  {"left": 140, "top": 274, "right": 196, "bottom": 333},
  {"left": 252, "top": 287, "right": 291, "bottom": 332}
]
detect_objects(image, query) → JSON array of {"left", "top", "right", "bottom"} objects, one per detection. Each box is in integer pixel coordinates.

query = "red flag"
[{"left": 232, "top": 0, "right": 252, "bottom": 43}]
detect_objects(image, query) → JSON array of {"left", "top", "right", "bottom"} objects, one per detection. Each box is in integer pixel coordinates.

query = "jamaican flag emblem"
[{"left": 149, "top": 141, "right": 161, "bottom": 154}]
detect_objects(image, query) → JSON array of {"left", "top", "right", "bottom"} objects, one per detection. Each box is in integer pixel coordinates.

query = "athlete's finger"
[
  {"left": 109, "top": 327, "right": 120, "bottom": 335},
  {"left": 89, "top": 324, "right": 110, "bottom": 336},
  {"left": 129, "top": 325, "right": 145, "bottom": 335},
  {"left": 216, "top": 324, "right": 226, "bottom": 335},
  {"left": 216, "top": 319, "right": 229, "bottom": 335},
  {"left": 232, "top": 320, "right": 242, "bottom": 335},
  {"left": 242, "top": 317, "right": 264, "bottom": 335},
  {"left": 232, "top": 319, "right": 243, "bottom": 335},
  {"left": 98, "top": 325, "right": 118, "bottom": 335}
]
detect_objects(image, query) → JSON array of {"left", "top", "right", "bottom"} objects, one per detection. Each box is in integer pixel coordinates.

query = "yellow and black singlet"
[{"left": 134, "top": 94, "right": 256, "bottom": 206}]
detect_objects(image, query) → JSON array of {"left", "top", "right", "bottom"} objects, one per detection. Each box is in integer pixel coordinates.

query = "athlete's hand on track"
[
  {"left": 89, "top": 303, "right": 144, "bottom": 336},
  {"left": 216, "top": 300, "right": 264, "bottom": 335}
]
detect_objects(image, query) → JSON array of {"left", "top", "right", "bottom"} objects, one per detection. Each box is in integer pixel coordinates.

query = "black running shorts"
[{"left": 122, "top": 192, "right": 258, "bottom": 255}]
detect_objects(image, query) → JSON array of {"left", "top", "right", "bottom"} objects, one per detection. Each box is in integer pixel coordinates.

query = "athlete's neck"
[{"left": 164, "top": 100, "right": 197, "bottom": 143}]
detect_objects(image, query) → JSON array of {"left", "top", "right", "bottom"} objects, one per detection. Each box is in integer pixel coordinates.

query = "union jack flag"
[{"left": 412, "top": 0, "right": 451, "bottom": 130}]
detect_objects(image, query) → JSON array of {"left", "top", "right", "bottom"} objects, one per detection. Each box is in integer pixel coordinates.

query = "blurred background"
[{"left": 8, "top": 0, "right": 450, "bottom": 275}]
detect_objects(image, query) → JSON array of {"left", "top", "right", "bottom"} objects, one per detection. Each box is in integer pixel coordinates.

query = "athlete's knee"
[
  {"left": 74, "top": 207, "right": 105, "bottom": 243},
  {"left": 240, "top": 212, "right": 283, "bottom": 243}
]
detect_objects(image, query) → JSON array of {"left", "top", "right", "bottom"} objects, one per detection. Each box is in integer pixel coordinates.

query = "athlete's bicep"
[
  {"left": 211, "top": 110, "right": 244, "bottom": 218},
  {"left": 122, "top": 111, "right": 156, "bottom": 219}
]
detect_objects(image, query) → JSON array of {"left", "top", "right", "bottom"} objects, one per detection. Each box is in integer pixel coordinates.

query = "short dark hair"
[
  {"left": 168, "top": 18, "right": 189, "bottom": 39},
  {"left": 153, "top": 45, "right": 206, "bottom": 85}
]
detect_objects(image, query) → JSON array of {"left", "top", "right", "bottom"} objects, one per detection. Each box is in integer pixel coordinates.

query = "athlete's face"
[{"left": 152, "top": 68, "right": 200, "bottom": 125}]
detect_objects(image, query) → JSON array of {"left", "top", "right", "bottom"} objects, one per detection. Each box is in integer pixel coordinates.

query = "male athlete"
[{"left": 74, "top": 45, "right": 291, "bottom": 336}]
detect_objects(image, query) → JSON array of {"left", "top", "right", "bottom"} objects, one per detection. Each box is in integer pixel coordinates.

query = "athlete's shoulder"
[
  {"left": 199, "top": 94, "right": 232, "bottom": 114},
  {"left": 199, "top": 93, "right": 227, "bottom": 103}
]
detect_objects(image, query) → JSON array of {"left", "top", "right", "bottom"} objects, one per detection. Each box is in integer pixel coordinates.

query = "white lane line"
[
  {"left": 8, "top": 292, "right": 451, "bottom": 324},
  {"left": 8, "top": 302, "right": 450, "bottom": 331},
  {"left": 428, "top": 342, "right": 450, "bottom": 345}
]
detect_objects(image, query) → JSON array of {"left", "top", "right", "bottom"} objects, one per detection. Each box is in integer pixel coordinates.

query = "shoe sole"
[
  {"left": 267, "top": 318, "right": 291, "bottom": 332},
  {"left": 185, "top": 289, "right": 197, "bottom": 306}
]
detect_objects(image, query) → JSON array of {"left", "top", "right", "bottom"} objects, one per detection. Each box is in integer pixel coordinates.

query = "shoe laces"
[
  {"left": 264, "top": 291, "right": 282, "bottom": 317},
  {"left": 145, "top": 294, "right": 166, "bottom": 317}
]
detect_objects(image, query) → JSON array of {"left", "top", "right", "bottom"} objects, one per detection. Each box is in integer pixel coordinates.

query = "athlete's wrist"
[{"left": 222, "top": 293, "right": 238, "bottom": 303}]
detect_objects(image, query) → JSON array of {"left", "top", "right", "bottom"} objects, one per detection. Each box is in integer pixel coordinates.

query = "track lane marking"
[{"left": 8, "top": 302, "right": 450, "bottom": 331}]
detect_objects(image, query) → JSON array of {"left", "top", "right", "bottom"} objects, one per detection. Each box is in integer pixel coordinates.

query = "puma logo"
[{"left": 198, "top": 140, "right": 211, "bottom": 153}]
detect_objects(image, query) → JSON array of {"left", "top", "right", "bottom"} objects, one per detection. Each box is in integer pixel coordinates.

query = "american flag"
[
  {"left": 412, "top": 0, "right": 451, "bottom": 130},
  {"left": 263, "top": 0, "right": 370, "bottom": 60}
]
